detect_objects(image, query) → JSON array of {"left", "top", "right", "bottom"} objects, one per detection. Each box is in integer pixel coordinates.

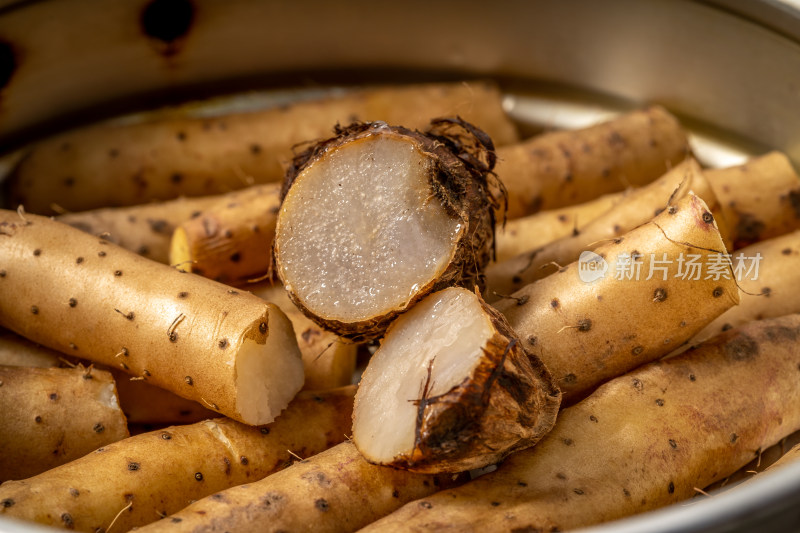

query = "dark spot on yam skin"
[
  {"left": 194, "top": 472, "right": 203, "bottom": 481},
  {"left": 550, "top": 299, "right": 560, "bottom": 309},
  {"left": 561, "top": 373, "right": 577, "bottom": 384},
  {"left": 632, "top": 378, "right": 644, "bottom": 392},
  {"left": 762, "top": 287, "right": 771, "bottom": 297},
  {"left": 788, "top": 189, "right": 800, "bottom": 218},
  {"left": 689, "top": 374, "right": 696, "bottom": 382},
  {"left": 527, "top": 335, "right": 537, "bottom": 346},
  {"left": 171, "top": 517, "right": 182, "bottom": 523},
  {"left": 419, "top": 501, "right": 433, "bottom": 509},
  {"left": 1, "top": 498, "right": 14, "bottom": 508},
  {"left": 315, "top": 498, "right": 330, "bottom": 512},
  {"left": 608, "top": 131, "right": 626, "bottom": 148},
  {"left": 0, "top": 270, "right": 5, "bottom": 277},
  {"left": 69, "top": 488, "right": 79, "bottom": 497},
  {"left": 669, "top": 439, "right": 677, "bottom": 449},
  {"left": 250, "top": 144, "right": 262, "bottom": 155},
  {"left": 782, "top": 248, "right": 793, "bottom": 255},
  {"left": 392, "top": 489, "right": 400, "bottom": 498},
  {"left": 218, "top": 338, "right": 228, "bottom": 349},
  {"left": 128, "top": 462, "right": 140, "bottom": 471},
  {"left": 562, "top": 438, "right": 574, "bottom": 446},
  {"left": 668, "top": 482, "right": 675, "bottom": 494},
  {"left": 668, "top": 206, "right": 678, "bottom": 215},
  {"left": 589, "top": 415, "right": 598, "bottom": 423},
  {"left": 653, "top": 288, "right": 667, "bottom": 302},
  {"left": 93, "top": 423, "right": 104, "bottom": 433},
  {"left": 61, "top": 513, "right": 74, "bottom": 529},
  {"left": 114, "top": 270, "right": 123, "bottom": 277},
  {"left": 712, "top": 286, "right": 724, "bottom": 298},
  {"left": 30, "top": 305, "right": 39, "bottom": 315},
  {"left": 259, "top": 322, "right": 268, "bottom": 334},
  {"left": 33, "top": 248, "right": 41, "bottom": 256},
  {"left": 49, "top": 393, "right": 58, "bottom": 400},
  {"left": 35, "top": 415, "right": 42, "bottom": 423},
  {"left": 161, "top": 432, "right": 172, "bottom": 440},
  {"left": 731, "top": 433, "right": 739, "bottom": 443},
  {"left": 491, "top": 501, "right": 501, "bottom": 507},
  {"left": 178, "top": 291, "right": 189, "bottom": 298},
  {"left": 764, "top": 325, "right": 800, "bottom": 343},
  {"left": 655, "top": 398, "right": 665, "bottom": 406},
  {"left": 230, "top": 252, "right": 241, "bottom": 263},
  {"left": 184, "top": 376, "right": 193, "bottom": 385},
  {"left": 240, "top": 456, "right": 248, "bottom": 465},
  {"left": 148, "top": 219, "right": 169, "bottom": 234},
  {"left": 512, "top": 275, "right": 522, "bottom": 285},
  {"left": 68, "top": 298, "right": 78, "bottom": 308},
  {"left": 141, "top": 0, "right": 195, "bottom": 44},
  {"left": 260, "top": 427, "right": 270, "bottom": 435},
  {"left": 556, "top": 472, "right": 567, "bottom": 480},
  {"left": 631, "top": 345, "right": 644, "bottom": 356},
  {"left": 169, "top": 332, "right": 178, "bottom": 343},
  {"left": 577, "top": 318, "right": 592, "bottom": 331},
  {"left": 725, "top": 333, "right": 759, "bottom": 361},
  {"left": 734, "top": 214, "right": 764, "bottom": 248},
  {"left": 98, "top": 251, "right": 106, "bottom": 257},
  {"left": 702, "top": 211, "right": 714, "bottom": 224},
  {"left": 573, "top": 489, "right": 585, "bottom": 495}
]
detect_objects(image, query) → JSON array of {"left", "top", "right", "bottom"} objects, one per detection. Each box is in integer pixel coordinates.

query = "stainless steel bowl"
[{"left": 1, "top": 0, "right": 800, "bottom": 531}]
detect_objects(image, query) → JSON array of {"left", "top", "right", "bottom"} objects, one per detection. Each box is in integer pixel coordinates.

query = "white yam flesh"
[{"left": 276, "top": 134, "right": 463, "bottom": 323}]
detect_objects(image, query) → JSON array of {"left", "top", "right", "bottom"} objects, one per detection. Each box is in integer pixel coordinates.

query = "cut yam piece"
[
  {"left": 353, "top": 287, "right": 560, "bottom": 473},
  {"left": 275, "top": 120, "right": 498, "bottom": 341}
]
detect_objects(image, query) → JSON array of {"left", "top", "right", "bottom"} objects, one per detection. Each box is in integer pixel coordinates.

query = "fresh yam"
[
  {"left": 249, "top": 284, "right": 357, "bottom": 391},
  {"left": 0, "top": 328, "right": 218, "bottom": 425},
  {"left": 0, "top": 387, "right": 356, "bottom": 532},
  {"left": 57, "top": 194, "right": 222, "bottom": 263},
  {"left": 170, "top": 184, "right": 280, "bottom": 285},
  {"left": 6, "top": 82, "right": 517, "bottom": 215},
  {"left": 496, "top": 106, "right": 690, "bottom": 219},
  {"left": 494, "top": 190, "right": 625, "bottom": 262},
  {"left": 0, "top": 365, "right": 128, "bottom": 482},
  {"left": 135, "top": 441, "right": 460, "bottom": 533},
  {"left": 352, "top": 287, "right": 560, "bottom": 473},
  {"left": 691, "top": 229, "right": 800, "bottom": 343},
  {"left": 0, "top": 328, "right": 64, "bottom": 368},
  {"left": 362, "top": 315, "right": 800, "bottom": 533},
  {"left": 274, "top": 120, "right": 498, "bottom": 342},
  {"left": 0, "top": 210, "right": 303, "bottom": 425},
  {"left": 495, "top": 193, "right": 738, "bottom": 402},
  {"left": 486, "top": 158, "right": 727, "bottom": 301},
  {"left": 706, "top": 151, "right": 800, "bottom": 249}
]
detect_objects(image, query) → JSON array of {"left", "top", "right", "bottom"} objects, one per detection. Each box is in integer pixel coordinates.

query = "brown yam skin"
[
  {"left": 0, "top": 210, "right": 302, "bottom": 425},
  {"left": 0, "top": 328, "right": 217, "bottom": 424},
  {"left": 487, "top": 158, "right": 727, "bottom": 299},
  {"left": 366, "top": 292, "right": 561, "bottom": 473},
  {"left": 707, "top": 151, "right": 800, "bottom": 249},
  {"left": 6, "top": 82, "right": 518, "bottom": 215},
  {"left": 362, "top": 315, "right": 800, "bottom": 533},
  {"left": 494, "top": 190, "right": 625, "bottom": 262},
  {"left": 496, "top": 106, "right": 690, "bottom": 219},
  {"left": 249, "top": 284, "right": 357, "bottom": 391},
  {"left": 171, "top": 184, "right": 280, "bottom": 285},
  {"left": 276, "top": 120, "right": 498, "bottom": 342},
  {"left": 495, "top": 194, "right": 738, "bottom": 402},
  {"left": 135, "top": 441, "right": 460, "bottom": 533},
  {"left": 0, "top": 365, "right": 128, "bottom": 482},
  {"left": 0, "top": 387, "right": 355, "bottom": 532},
  {"left": 692, "top": 229, "right": 800, "bottom": 343},
  {"left": 57, "top": 194, "right": 222, "bottom": 263}
]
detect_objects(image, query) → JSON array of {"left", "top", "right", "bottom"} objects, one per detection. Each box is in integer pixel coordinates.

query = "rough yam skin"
[
  {"left": 361, "top": 315, "right": 800, "bottom": 533},
  {"left": 0, "top": 387, "right": 355, "bottom": 532},
  {"left": 692, "top": 229, "right": 800, "bottom": 344},
  {"left": 360, "top": 293, "right": 561, "bottom": 474},
  {"left": 135, "top": 441, "right": 460, "bottom": 533},
  {"left": 275, "top": 120, "right": 498, "bottom": 342},
  {"left": 0, "top": 365, "right": 128, "bottom": 482},
  {"left": 6, "top": 82, "right": 518, "bottom": 215},
  {"left": 57, "top": 194, "right": 222, "bottom": 263},
  {"left": 172, "top": 184, "right": 281, "bottom": 285},
  {"left": 486, "top": 158, "right": 727, "bottom": 299},
  {"left": 0, "top": 210, "right": 302, "bottom": 425},
  {"left": 495, "top": 194, "right": 738, "bottom": 402},
  {"left": 707, "top": 151, "right": 800, "bottom": 250},
  {"left": 496, "top": 106, "right": 690, "bottom": 219},
  {"left": 494, "top": 190, "right": 624, "bottom": 262}
]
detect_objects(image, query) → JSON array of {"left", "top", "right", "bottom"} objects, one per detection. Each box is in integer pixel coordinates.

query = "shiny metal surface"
[{"left": 0, "top": 1, "right": 799, "bottom": 532}]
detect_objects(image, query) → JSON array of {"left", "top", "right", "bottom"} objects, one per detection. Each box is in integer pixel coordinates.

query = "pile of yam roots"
[{"left": 1, "top": 81, "right": 800, "bottom": 533}]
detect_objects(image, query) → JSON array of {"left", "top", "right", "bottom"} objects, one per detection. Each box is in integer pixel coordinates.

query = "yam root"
[
  {"left": 170, "top": 184, "right": 280, "bottom": 285},
  {"left": 707, "top": 151, "right": 800, "bottom": 249},
  {"left": 486, "top": 158, "right": 727, "bottom": 299},
  {"left": 0, "top": 365, "right": 128, "bottom": 482},
  {"left": 363, "top": 315, "right": 800, "bottom": 533},
  {"left": 0, "top": 387, "right": 355, "bottom": 532},
  {"left": 57, "top": 194, "right": 222, "bottom": 263},
  {"left": 352, "top": 287, "right": 560, "bottom": 473},
  {"left": 691, "top": 229, "right": 800, "bottom": 343},
  {"left": 249, "top": 283, "right": 357, "bottom": 391},
  {"left": 494, "top": 190, "right": 625, "bottom": 262},
  {"left": 496, "top": 106, "right": 690, "bottom": 219},
  {"left": 135, "top": 441, "right": 460, "bottom": 533},
  {"left": 495, "top": 193, "right": 738, "bottom": 401},
  {"left": 274, "top": 119, "right": 498, "bottom": 342},
  {"left": 6, "top": 82, "right": 517, "bottom": 215},
  {"left": 0, "top": 210, "right": 303, "bottom": 425}
]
